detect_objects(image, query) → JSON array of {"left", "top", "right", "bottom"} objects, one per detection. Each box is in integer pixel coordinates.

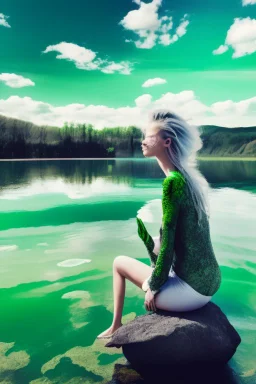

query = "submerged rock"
[{"left": 105, "top": 302, "right": 241, "bottom": 377}]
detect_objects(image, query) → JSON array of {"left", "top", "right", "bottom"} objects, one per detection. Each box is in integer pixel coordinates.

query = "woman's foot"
[{"left": 97, "top": 323, "right": 123, "bottom": 339}]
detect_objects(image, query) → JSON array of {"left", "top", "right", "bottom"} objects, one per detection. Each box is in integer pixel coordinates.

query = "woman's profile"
[{"left": 97, "top": 109, "right": 222, "bottom": 339}]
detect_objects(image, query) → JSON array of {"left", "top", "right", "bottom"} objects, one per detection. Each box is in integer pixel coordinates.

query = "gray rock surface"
[{"left": 105, "top": 302, "right": 241, "bottom": 371}]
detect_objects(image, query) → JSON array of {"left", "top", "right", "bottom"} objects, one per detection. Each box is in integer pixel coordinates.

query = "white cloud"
[
  {"left": 135, "top": 94, "right": 152, "bottom": 107},
  {"left": 0, "top": 73, "right": 35, "bottom": 88},
  {"left": 142, "top": 77, "right": 167, "bottom": 87},
  {"left": 176, "top": 18, "right": 189, "bottom": 37},
  {"left": 213, "top": 17, "right": 256, "bottom": 58},
  {"left": 212, "top": 44, "right": 229, "bottom": 55},
  {"left": 43, "top": 42, "right": 134, "bottom": 74},
  {"left": 0, "top": 13, "right": 10, "bottom": 28},
  {"left": 1, "top": 91, "right": 256, "bottom": 129},
  {"left": 100, "top": 62, "right": 132, "bottom": 75},
  {"left": 119, "top": 0, "right": 189, "bottom": 49},
  {"left": 242, "top": 0, "right": 256, "bottom": 5},
  {"left": 211, "top": 97, "right": 256, "bottom": 116}
]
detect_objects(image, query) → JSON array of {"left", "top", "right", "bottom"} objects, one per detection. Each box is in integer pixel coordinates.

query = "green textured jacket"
[{"left": 146, "top": 170, "right": 222, "bottom": 297}]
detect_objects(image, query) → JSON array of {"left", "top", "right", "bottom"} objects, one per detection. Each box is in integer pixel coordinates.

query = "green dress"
[{"left": 144, "top": 170, "right": 222, "bottom": 297}]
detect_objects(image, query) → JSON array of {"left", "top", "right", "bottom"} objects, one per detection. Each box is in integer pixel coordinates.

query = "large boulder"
[{"left": 105, "top": 302, "right": 241, "bottom": 378}]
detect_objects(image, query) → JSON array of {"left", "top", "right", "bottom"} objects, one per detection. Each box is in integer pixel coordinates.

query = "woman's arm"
[
  {"left": 146, "top": 241, "right": 158, "bottom": 267},
  {"left": 146, "top": 235, "right": 161, "bottom": 267},
  {"left": 147, "top": 173, "right": 186, "bottom": 296},
  {"left": 136, "top": 217, "right": 158, "bottom": 266}
]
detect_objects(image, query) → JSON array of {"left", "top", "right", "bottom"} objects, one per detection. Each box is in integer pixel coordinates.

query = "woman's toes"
[
  {"left": 97, "top": 324, "right": 123, "bottom": 339},
  {"left": 97, "top": 327, "right": 113, "bottom": 338}
]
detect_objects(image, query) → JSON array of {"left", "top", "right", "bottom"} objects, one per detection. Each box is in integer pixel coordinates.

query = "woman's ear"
[{"left": 165, "top": 138, "right": 171, "bottom": 147}]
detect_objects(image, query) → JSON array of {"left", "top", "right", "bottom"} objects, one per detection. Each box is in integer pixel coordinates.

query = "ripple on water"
[
  {"left": 57, "top": 259, "right": 91, "bottom": 267},
  {"left": 61, "top": 290, "right": 91, "bottom": 299}
]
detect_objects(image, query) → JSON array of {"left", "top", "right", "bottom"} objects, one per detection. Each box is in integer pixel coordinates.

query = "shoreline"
[{"left": 0, "top": 157, "right": 255, "bottom": 162}]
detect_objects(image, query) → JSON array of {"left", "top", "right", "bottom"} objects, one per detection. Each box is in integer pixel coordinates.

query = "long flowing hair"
[{"left": 146, "top": 109, "right": 210, "bottom": 225}]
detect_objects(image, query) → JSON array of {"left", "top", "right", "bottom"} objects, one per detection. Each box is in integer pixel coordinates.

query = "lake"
[{"left": 0, "top": 158, "right": 255, "bottom": 383}]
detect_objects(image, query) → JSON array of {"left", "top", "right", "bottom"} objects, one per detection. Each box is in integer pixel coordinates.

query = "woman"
[{"left": 97, "top": 109, "right": 222, "bottom": 339}]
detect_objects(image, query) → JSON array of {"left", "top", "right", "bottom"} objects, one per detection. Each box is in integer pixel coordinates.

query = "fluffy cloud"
[
  {"left": 43, "top": 42, "right": 134, "bottom": 75},
  {"left": 212, "top": 45, "right": 229, "bottom": 55},
  {"left": 1, "top": 90, "right": 255, "bottom": 129},
  {"left": 135, "top": 94, "right": 152, "bottom": 107},
  {"left": 119, "top": 0, "right": 189, "bottom": 49},
  {"left": 242, "top": 0, "right": 256, "bottom": 5},
  {"left": 0, "top": 13, "right": 10, "bottom": 28},
  {"left": 213, "top": 17, "right": 256, "bottom": 58},
  {"left": 142, "top": 77, "right": 167, "bottom": 87},
  {"left": 0, "top": 73, "right": 35, "bottom": 88}
]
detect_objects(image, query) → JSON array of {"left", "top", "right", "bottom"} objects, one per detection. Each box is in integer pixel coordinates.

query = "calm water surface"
[{"left": 0, "top": 159, "right": 255, "bottom": 383}]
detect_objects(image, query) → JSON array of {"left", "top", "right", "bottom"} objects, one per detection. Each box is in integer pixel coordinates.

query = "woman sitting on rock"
[{"left": 97, "top": 109, "right": 222, "bottom": 339}]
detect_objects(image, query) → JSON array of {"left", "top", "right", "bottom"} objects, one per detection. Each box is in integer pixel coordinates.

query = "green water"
[{"left": 0, "top": 159, "right": 255, "bottom": 383}]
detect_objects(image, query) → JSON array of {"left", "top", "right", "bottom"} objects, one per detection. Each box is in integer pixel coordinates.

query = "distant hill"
[
  {"left": 0, "top": 114, "right": 255, "bottom": 158},
  {"left": 196, "top": 125, "right": 256, "bottom": 157}
]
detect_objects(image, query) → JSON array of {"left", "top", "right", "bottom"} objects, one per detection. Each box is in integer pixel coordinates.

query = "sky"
[{"left": 0, "top": 0, "right": 256, "bottom": 129}]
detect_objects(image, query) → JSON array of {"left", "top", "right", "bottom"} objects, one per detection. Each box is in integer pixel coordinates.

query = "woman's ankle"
[{"left": 111, "top": 321, "right": 122, "bottom": 328}]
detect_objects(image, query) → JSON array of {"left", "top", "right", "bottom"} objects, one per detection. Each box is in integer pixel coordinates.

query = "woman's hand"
[{"left": 144, "top": 288, "right": 157, "bottom": 312}]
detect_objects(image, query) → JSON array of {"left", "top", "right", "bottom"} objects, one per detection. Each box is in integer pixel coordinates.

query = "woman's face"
[{"left": 141, "top": 124, "right": 170, "bottom": 157}]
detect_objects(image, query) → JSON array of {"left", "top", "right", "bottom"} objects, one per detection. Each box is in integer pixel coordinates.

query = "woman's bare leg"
[{"left": 97, "top": 255, "right": 153, "bottom": 338}]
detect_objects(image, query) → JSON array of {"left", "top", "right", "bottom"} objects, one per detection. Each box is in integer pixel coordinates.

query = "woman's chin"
[{"left": 143, "top": 151, "right": 152, "bottom": 157}]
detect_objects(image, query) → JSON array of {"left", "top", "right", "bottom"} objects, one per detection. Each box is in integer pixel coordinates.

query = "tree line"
[
  {"left": 0, "top": 115, "right": 142, "bottom": 158},
  {"left": 0, "top": 114, "right": 255, "bottom": 159}
]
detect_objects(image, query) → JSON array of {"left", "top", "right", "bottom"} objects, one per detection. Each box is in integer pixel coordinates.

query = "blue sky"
[{"left": 0, "top": 0, "right": 256, "bottom": 128}]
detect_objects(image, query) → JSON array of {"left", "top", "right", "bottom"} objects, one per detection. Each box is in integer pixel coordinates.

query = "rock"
[
  {"left": 106, "top": 362, "right": 241, "bottom": 384},
  {"left": 106, "top": 363, "right": 144, "bottom": 384},
  {"left": 105, "top": 302, "right": 241, "bottom": 377}
]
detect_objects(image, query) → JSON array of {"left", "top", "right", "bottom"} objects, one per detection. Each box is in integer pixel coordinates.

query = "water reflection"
[
  {"left": 0, "top": 159, "right": 255, "bottom": 383},
  {"left": 0, "top": 159, "right": 255, "bottom": 191}
]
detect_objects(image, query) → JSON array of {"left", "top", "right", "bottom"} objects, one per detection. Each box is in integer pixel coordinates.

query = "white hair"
[{"left": 148, "top": 109, "right": 211, "bottom": 224}]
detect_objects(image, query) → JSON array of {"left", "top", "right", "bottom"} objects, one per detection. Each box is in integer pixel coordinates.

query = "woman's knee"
[{"left": 113, "top": 255, "right": 130, "bottom": 270}]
